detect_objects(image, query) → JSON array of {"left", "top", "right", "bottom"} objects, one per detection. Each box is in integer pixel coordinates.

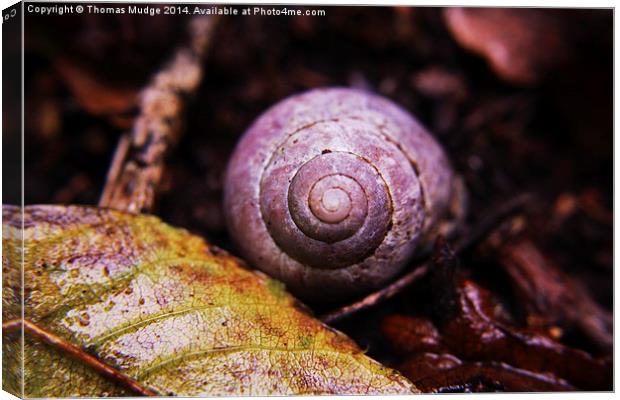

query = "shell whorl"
[
  {"left": 224, "top": 88, "right": 455, "bottom": 301},
  {"left": 261, "top": 151, "right": 392, "bottom": 269}
]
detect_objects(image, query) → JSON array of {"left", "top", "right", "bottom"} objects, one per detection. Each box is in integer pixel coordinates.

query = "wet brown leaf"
[
  {"left": 398, "top": 352, "right": 574, "bottom": 392},
  {"left": 382, "top": 315, "right": 442, "bottom": 354},
  {"left": 380, "top": 239, "right": 611, "bottom": 391},
  {"left": 499, "top": 238, "right": 612, "bottom": 351},
  {"left": 428, "top": 243, "right": 612, "bottom": 390}
]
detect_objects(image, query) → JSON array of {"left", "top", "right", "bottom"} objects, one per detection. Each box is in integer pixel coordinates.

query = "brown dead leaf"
[
  {"left": 54, "top": 57, "right": 138, "bottom": 125},
  {"left": 443, "top": 8, "right": 570, "bottom": 85},
  {"left": 398, "top": 352, "right": 575, "bottom": 392}
]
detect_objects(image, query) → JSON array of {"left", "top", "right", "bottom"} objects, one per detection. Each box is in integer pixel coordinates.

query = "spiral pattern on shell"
[{"left": 224, "top": 88, "right": 456, "bottom": 301}]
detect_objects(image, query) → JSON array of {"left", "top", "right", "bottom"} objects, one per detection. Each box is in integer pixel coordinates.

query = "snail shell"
[{"left": 224, "top": 87, "right": 458, "bottom": 302}]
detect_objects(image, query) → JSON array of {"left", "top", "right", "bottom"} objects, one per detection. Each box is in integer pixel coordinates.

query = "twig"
[
  {"left": 320, "top": 264, "right": 430, "bottom": 324},
  {"left": 3, "top": 319, "right": 157, "bottom": 396},
  {"left": 320, "top": 193, "right": 532, "bottom": 324},
  {"left": 99, "top": 16, "right": 219, "bottom": 213},
  {"left": 453, "top": 192, "right": 533, "bottom": 253}
]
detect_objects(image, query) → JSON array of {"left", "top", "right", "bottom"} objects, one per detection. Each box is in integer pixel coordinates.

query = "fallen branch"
[{"left": 99, "top": 16, "right": 219, "bottom": 213}]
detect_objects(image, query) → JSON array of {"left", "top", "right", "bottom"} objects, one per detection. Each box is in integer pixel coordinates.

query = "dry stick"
[
  {"left": 3, "top": 319, "right": 157, "bottom": 396},
  {"left": 99, "top": 15, "right": 219, "bottom": 213},
  {"left": 453, "top": 192, "right": 534, "bottom": 253},
  {"left": 320, "top": 193, "right": 533, "bottom": 324},
  {"left": 320, "top": 265, "right": 430, "bottom": 325}
]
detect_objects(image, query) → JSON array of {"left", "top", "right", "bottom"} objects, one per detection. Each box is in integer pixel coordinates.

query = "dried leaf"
[
  {"left": 379, "top": 239, "right": 611, "bottom": 391},
  {"left": 382, "top": 315, "right": 442, "bottom": 354},
  {"left": 499, "top": 238, "right": 612, "bottom": 351},
  {"left": 430, "top": 267, "right": 612, "bottom": 390},
  {"left": 397, "top": 353, "right": 575, "bottom": 392},
  {"left": 54, "top": 57, "right": 138, "bottom": 122},
  {"left": 2, "top": 205, "right": 416, "bottom": 397},
  {"left": 443, "top": 8, "right": 570, "bottom": 85}
]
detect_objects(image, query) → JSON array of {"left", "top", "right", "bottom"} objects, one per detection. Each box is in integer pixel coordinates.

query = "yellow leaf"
[{"left": 2, "top": 205, "right": 417, "bottom": 396}]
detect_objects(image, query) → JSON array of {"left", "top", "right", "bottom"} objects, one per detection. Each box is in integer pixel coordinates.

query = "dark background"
[{"left": 16, "top": 5, "right": 613, "bottom": 391}]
